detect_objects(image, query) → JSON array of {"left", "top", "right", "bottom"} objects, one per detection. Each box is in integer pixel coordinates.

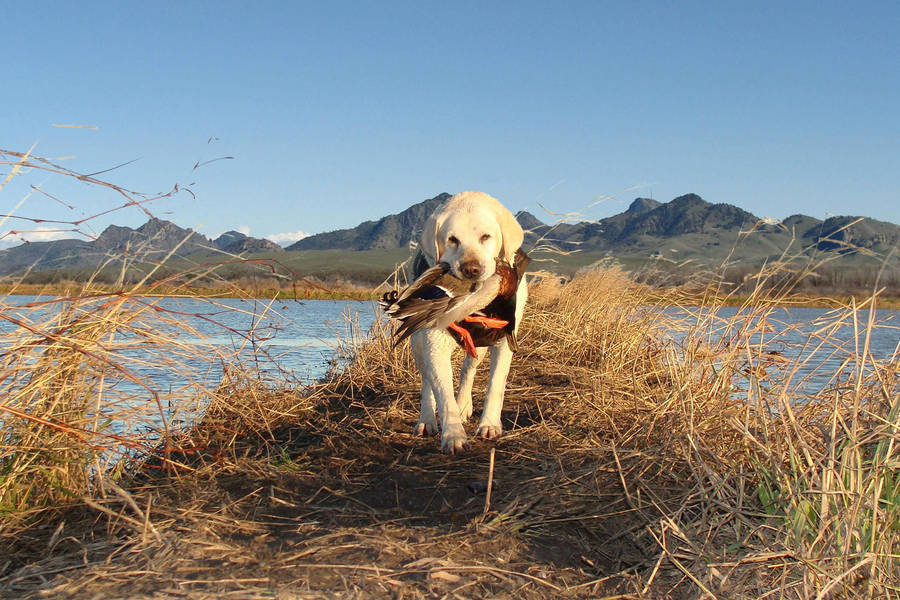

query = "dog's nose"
[{"left": 460, "top": 261, "right": 482, "bottom": 279}]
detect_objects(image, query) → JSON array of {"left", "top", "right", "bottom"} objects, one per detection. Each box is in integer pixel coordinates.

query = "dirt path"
[{"left": 3, "top": 356, "right": 677, "bottom": 599}]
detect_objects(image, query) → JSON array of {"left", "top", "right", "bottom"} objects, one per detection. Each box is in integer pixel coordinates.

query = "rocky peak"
[
  {"left": 667, "top": 193, "right": 707, "bottom": 209},
  {"left": 224, "top": 237, "right": 284, "bottom": 254},
  {"left": 625, "top": 197, "right": 662, "bottom": 214},
  {"left": 813, "top": 216, "right": 900, "bottom": 251},
  {"left": 515, "top": 211, "right": 548, "bottom": 230},
  {"left": 93, "top": 218, "right": 204, "bottom": 253},
  {"left": 213, "top": 230, "right": 248, "bottom": 250}
]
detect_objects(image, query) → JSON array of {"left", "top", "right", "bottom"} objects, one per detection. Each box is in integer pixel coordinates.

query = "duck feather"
[{"left": 380, "top": 261, "right": 503, "bottom": 347}]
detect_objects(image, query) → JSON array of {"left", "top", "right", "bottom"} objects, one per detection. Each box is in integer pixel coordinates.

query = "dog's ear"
[
  {"left": 419, "top": 207, "right": 446, "bottom": 264},
  {"left": 491, "top": 203, "right": 524, "bottom": 263}
]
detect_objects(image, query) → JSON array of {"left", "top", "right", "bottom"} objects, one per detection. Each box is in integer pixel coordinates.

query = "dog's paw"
[
  {"left": 458, "top": 399, "right": 473, "bottom": 422},
  {"left": 441, "top": 426, "right": 470, "bottom": 454},
  {"left": 475, "top": 421, "right": 503, "bottom": 440},
  {"left": 413, "top": 420, "right": 437, "bottom": 437}
]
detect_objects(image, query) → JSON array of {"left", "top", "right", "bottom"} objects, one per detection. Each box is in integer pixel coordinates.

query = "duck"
[
  {"left": 379, "top": 249, "right": 529, "bottom": 357},
  {"left": 450, "top": 249, "right": 530, "bottom": 353}
]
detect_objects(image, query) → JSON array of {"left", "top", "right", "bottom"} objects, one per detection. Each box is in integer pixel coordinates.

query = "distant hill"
[
  {"left": 0, "top": 218, "right": 281, "bottom": 277},
  {"left": 212, "top": 231, "right": 284, "bottom": 254},
  {"left": 93, "top": 218, "right": 207, "bottom": 254},
  {"left": 517, "top": 194, "right": 900, "bottom": 261},
  {"left": 1, "top": 192, "right": 898, "bottom": 281},
  {"left": 806, "top": 215, "right": 900, "bottom": 251},
  {"left": 286, "top": 193, "right": 451, "bottom": 251}
]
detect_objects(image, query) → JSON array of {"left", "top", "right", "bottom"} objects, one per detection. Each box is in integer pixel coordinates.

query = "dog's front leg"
[
  {"left": 410, "top": 332, "right": 438, "bottom": 436},
  {"left": 456, "top": 346, "right": 487, "bottom": 422},
  {"left": 477, "top": 280, "right": 526, "bottom": 440},
  {"left": 413, "top": 329, "right": 469, "bottom": 453},
  {"left": 476, "top": 339, "right": 512, "bottom": 440}
]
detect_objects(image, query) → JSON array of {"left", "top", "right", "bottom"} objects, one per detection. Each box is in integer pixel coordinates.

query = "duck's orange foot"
[
  {"left": 448, "top": 322, "right": 478, "bottom": 358},
  {"left": 463, "top": 315, "right": 509, "bottom": 329}
]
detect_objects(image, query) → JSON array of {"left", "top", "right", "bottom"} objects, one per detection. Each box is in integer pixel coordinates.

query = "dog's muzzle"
[{"left": 459, "top": 259, "right": 483, "bottom": 280}]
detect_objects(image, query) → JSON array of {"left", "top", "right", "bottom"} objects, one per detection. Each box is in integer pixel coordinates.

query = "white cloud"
[
  {"left": 265, "top": 229, "right": 310, "bottom": 246},
  {"left": 0, "top": 227, "right": 75, "bottom": 249}
]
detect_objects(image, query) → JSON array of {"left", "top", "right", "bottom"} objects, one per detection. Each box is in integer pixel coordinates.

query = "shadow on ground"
[{"left": 2, "top": 358, "right": 675, "bottom": 599}]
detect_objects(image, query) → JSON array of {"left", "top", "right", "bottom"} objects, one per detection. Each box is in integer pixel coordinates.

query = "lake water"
[
  {"left": 660, "top": 304, "right": 899, "bottom": 396},
  {"left": 0, "top": 296, "right": 379, "bottom": 435},
  {"left": 1, "top": 296, "right": 898, "bottom": 435},
  {"left": 0, "top": 295, "right": 379, "bottom": 384},
  {"left": 129, "top": 297, "right": 381, "bottom": 385}
]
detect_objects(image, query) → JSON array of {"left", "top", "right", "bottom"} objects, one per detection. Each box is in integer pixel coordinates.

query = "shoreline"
[
  {"left": 3, "top": 282, "right": 898, "bottom": 309},
  {"left": 0, "top": 282, "right": 377, "bottom": 301}
]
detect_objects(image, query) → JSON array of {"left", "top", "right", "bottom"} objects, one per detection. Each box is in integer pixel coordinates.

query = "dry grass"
[
  {"left": 2, "top": 260, "right": 897, "bottom": 599},
  {"left": 0, "top": 146, "right": 357, "bottom": 526},
  {"left": 0, "top": 289, "right": 249, "bottom": 521}
]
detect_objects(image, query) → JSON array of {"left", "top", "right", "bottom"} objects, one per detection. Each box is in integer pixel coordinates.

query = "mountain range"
[
  {"left": 285, "top": 192, "right": 899, "bottom": 261},
  {"left": 1, "top": 193, "right": 898, "bottom": 279},
  {"left": 0, "top": 220, "right": 282, "bottom": 277}
]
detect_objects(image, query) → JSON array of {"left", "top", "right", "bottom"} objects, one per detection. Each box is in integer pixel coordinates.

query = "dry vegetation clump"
[
  {"left": 4, "top": 258, "right": 896, "bottom": 599},
  {"left": 0, "top": 147, "right": 281, "bottom": 531},
  {"left": 0, "top": 290, "right": 245, "bottom": 525}
]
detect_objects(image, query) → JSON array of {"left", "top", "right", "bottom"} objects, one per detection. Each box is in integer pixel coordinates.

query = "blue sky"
[{"left": 2, "top": 1, "right": 898, "bottom": 247}]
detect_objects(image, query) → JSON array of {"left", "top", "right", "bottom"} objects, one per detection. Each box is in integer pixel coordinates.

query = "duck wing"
[
  {"left": 379, "top": 262, "right": 480, "bottom": 346},
  {"left": 394, "top": 262, "right": 451, "bottom": 304}
]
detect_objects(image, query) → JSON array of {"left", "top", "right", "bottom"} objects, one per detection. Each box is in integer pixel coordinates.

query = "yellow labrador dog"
[{"left": 410, "top": 191, "right": 526, "bottom": 453}]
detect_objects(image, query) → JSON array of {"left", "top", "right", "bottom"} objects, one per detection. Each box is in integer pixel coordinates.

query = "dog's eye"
[
  {"left": 448, "top": 236, "right": 459, "bottom": 246},
  {"left": 480, "top": 234, "right": 491, "bottom": 243}
]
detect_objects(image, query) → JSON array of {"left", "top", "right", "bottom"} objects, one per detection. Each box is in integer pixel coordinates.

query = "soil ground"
[{"left": 2, "top": 359, "right": 688, "bottom": 599}]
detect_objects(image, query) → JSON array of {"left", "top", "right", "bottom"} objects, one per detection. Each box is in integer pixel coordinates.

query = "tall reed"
[
  {"left": 522, "top": 256, "right": 899, "bottom": 597},
  {"left": 0, "top": 147, "right": 282, "bottom": 530}
]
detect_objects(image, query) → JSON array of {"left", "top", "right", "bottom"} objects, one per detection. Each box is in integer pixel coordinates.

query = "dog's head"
[{"left": 419, "top": 191, "right": 524, "bottom": 282}]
